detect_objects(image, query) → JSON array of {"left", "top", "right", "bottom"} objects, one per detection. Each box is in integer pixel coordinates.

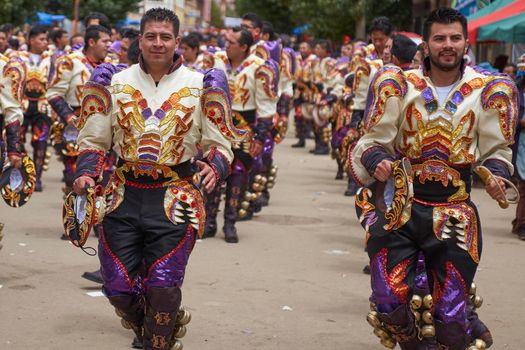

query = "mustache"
[{"left": 439, "top": 50, "right": 457, "bottom": 56}]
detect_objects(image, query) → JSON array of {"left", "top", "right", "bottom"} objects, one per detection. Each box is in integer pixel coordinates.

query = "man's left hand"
[
  {"left": 196, "top": 160, "right": 217, "bottom": 193},
  {"left": 8, "top": 154, "right": 22, "bottom": 169},
  {"left": 486, "top": 177, "right": 506, "bottom": 203}
]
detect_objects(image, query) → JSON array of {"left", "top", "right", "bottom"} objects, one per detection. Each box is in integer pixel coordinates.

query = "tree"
[
  {"left": 44, "top": 0, "right": 141, "bottom": 25},
  {"left": 210, "top": 0, "right": 223, "bottom": 28},
  {"left": 235, "top": 0, "right": 295, "bottom": 34},
  {"left": 0, "top": 0, "right": 42, "bottom": 26}
]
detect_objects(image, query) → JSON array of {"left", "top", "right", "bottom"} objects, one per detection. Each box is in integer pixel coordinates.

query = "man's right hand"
[
  {"left": 73, "top": 176, "right": 95, "bottom": 195},
  {"left": 374, "top": 159, "right": 394, "bottom": 182}
]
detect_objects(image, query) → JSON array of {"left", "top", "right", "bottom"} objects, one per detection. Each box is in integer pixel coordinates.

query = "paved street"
[{"left": 1, "top": 136, "right": 524, "bottom": 349}]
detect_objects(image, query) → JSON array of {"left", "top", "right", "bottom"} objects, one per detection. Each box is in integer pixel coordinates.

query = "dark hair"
[
  {"left": 316, "top": 39, "right": 332, "bottom": 54},
  {"left": 49, "top": 29, "right": 67, "bottom": 44},
  {"left": 127, "top": 39, "right": 140, "bottom": 65},
  {"left": 84, "top": 25, "right": 111, "bottom": 48},
  {"left": 8, "top": 38, "right": 19, "bottom": 50},
  {"left": 29, "top": 25, "right": 48, "bottom": 40},
  {"left": 84, "top": 12, "right": 111, "bottom": 30},
  {"left": 122, "top": 27, "right": 139, "bottom": 41},
  {"left": 140, "top": 7, "right": 180, "bottom": 36},
  {"left": 181, "top": 33, "right": 200, "bottom": 50},
  {"left": 0, "top": 24, "right": 10, "bottom": 35},
  {"left": 423, "top": 7, "right": 467, "bottom": 41},
  {"left": 368, "top": 16, "right": 393, "bottom": 36},
  {"left": 391, "top": 35, "right": 417, "bottom": 65},
  {"left": 232, "top": 26, "right": 254, "bottom": 53},
  {"left": 242, "top": 12, "right": 263, "bottom": 30},
  {"left": 262, "top": 21, "right": 276, "bottom": 41},
  {"left": 504, "top": 63, "right": 517, "bottom": 71}
]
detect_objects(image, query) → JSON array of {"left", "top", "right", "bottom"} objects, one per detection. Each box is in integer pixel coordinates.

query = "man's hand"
[
  {"left": 374, "top": 159, "right": 394, "bottom": 182},
  {"left": 486, "top": 177, "right": 506, "bottom": 203},
  {"left": 249, "top": 140, "right": 263, "bottom": 157},
  {"left": 73, "top": 176, "right": 95, "bottom": 195},
  {"left": 7, "top": 154, "right": 22, "bottom": 168},
  {"left": 196, "top": 160, "right": 217, "bottom": 193}
]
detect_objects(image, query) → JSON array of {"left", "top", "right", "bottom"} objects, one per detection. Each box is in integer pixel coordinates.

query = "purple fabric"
[
  {"left": 361, "top": 145, "right": 395, "bottom": 176},
  {"left": 283, "top": 47, "right": 297, "bottom": 76},
  {"left": 99, "top": 229, "right": 134, "bottom": 296},
  {"left": 434, "top": 263, "right": 468, "bottom": 327},
  {"left": 203, "top": 69, "right": 231, "bottom": 102},
  {"left": 254, "top": 119, "right": 273, "bottom": 143},
  {"left": 108, "top": 41, "right": 122, "bottom": 54},
  {"left": 90, "top": 63, "right": 128, "bottom": 86},
  {"left": 75, "top": 150, "right": 105, "bottom": 179},
  {"left": 232, "top": 158, "right": 246, "bottom": 175},
  {"left": 5, "top": 120, "right": 21, "bottom": 154},
  {"left": 144, "top": 228, "right": 195, "bottom": 288},
  {"left": 414, "top": 252, "right": 430, "bottom": 292},
  {"left": 483, "top": 158, "right": 511, "bottom": 179},
  {"left": 264, "top": 41, "right": 281, "bottom": 64},
  {"left": 262, "top": 134, "right": 274, "bottom": 156},
  {"left": 48, "top": 96, "right": 75, "bottom": 122},
  {"left": 277, "top": 94, "right": 291, "bottom": 116},
  {"left": 331, "top": 126, "right": 348, "bottom": 149},
  {"left": 71, "top": 43, "right": 84, "bottom": 52},
  {"left": 370, "top": 250, "right": 403, "bottom": 313},
  {"left": 206, "top": 149, "right": 231, "bottom": 182}
]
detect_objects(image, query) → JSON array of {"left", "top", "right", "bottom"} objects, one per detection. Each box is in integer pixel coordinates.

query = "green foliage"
[
  {"left": 44, "top": 0, "right": 141, "bottom": 24},
  {"left": 236, "top": 0, "right": 412, "bottom": 42},
  {"left": 0, "top": 0, "right": 42, "bottom": 26},
  {"left": 210, "top": 0, "right": 223, "bottom": 28},
  {"left": 235, "top": 0, "right": 294, "bottom": 34}
]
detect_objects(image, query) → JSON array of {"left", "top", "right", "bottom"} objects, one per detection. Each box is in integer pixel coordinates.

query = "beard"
[{"left": 428, "top": 49, "right": 463, "bottom": 72}]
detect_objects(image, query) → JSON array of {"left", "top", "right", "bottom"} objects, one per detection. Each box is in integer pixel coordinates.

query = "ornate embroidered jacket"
[
  {"left": 19, "top": 51, "right": 52, "bottom": 113},
  {"left": 0, "top": 55, "right": 27, "bottom": 155},
  {"left": 46, "top": 50, "right": 97, "bottom": 123},
  {"left": 351, "top": 63, "right": 519, "bottom": 188},
  {"left": 74, "top": 57, "right": 236, "bottom": 182}
]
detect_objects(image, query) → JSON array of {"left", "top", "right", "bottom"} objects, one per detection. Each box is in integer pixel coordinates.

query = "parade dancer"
[
  {"left": 19, "top": 25, "right": 53, "bottom": 191},
  {"left": 346, "top": 16, "right": 393, "bottom": 196},
  {"left": 46, "top": 25, "right": 111, "bottom": 197},
  {"left": 351, "top": 8, "right": 518, "bottom": 349},
  {"left": 292, "top": 41, "right": 316, "bottom": 148},
  {"left": 0, "top": 54, "right": 27, "bottom": 249},
  {"left": 72, "top": 8, "right": 235, "bottom": 349},
  {"left": 203, "top": 27, "right": 277, "bottom": 242}
]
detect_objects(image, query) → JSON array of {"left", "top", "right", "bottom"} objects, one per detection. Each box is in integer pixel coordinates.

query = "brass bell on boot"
[
  {"left": 410, "top": 295, "right": 422, "bottom": 310},
  {"left": 422, "top": 310, "right": 433, "bottom": 324},
  {"left": 42, "top": 164, "right": 49, "bottom": 171},
  {"left": 366, "top": 311, "right": 381, "bottom": 328},
  {"left": 473, "top": 295, "right": 483, "bottom": 308},
  {"left": 115, "top": 308, "right": 125, "bottom": 317},
  {"left": 240, "top": 201, "right": 250, "bottom": 210},
  {"left": 244, "top": 191, "right": 252, "bottom": 201},
  {"left": 266, "top": 182, "right": 274, "bottom": 189},
  {"left": 270, "top": 166, "right": 278, "bottom": 176},
  {"left": 373, "top": 327, "right": 389, "bottom": 340},
  {"left": 174, "top": 325, "right": 187, "bottom": 338},
  {"left": 469, "top": 283, "right": 477, "bottom": 296},
  {"left": 473, "top": 339, "right": 486, "bottom": 350},
  {"left": 421, "top": 325, "right": 435, "bottom": 338},
  {"left": 171, "top": 339, "right": 183, "bottom": 350},
  {"left": 268, "top": 176, "right": 275, "bottom": 183},
  {"left": 177, "top": 307, "right": 191, "bottom": 325},
  {"left": 423, "top": 295, "right": 433, "bottom": 309},
  {"left": 413, "top": 311, "right": 421, "bottom": 322},
  {"left": 121, "top": 318, "right": 132, "bottom": 330},
  {"left": 260, "top": 176, "right": 268, "bottom": 185},
  {"left": 254, "top": 174, "right": 262, "bottom": 183},
  {"left": 238, "top": 209, "right": 247, "bottom": 218}
]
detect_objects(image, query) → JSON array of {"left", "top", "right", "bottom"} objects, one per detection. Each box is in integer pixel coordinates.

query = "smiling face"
[
  {"left": 423, "top": 21, "right": 468, "bottom": 72},
  {"left": 139, "top": 21, "right": 180, "bottom": 70}
]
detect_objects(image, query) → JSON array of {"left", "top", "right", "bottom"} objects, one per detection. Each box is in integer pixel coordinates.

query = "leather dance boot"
[
  {"left": 203, "top": 187, "right": 221, "bottom": 238},
  {"left": 291, "top": 118, "right": 305, "bottom": 148},
  {"left": 434, "top": 320, "right": 470, "bottom": 350},
  {"left": 143, "top": 287, "right": 185, "bottom": 350},
  {"left": 376, "top": 304, "right": 437, "bottom": 350},
  {"left": 223, "top": 174, "right": 243, "bottom": 243},
  {"left": 344, "top": 178, "right": 360, "bottom": 196},
  {"left": 335, "top": 158, "right": 344, "bottom": 180},
  {"left": 108, "top": 294, "right": 144, "bottom": 349},
  {"left": 33, "top": 140, "right": 47, "bottom": 192}
]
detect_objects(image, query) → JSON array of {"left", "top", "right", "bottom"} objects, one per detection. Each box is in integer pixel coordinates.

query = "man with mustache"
[{"left": 351, "top": 7, "right": 518, "bottom": 349}]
